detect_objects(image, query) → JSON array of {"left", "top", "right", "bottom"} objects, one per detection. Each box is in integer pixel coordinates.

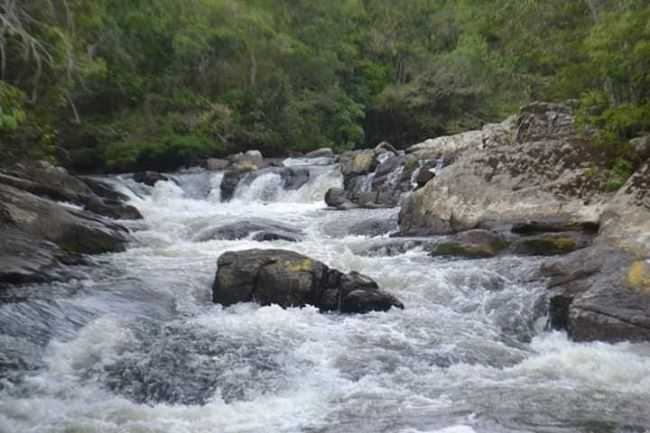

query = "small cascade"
[
  {"left": 358, "top": 173, "right": 375, "bottom": 193},
  {"left": 234, "top": 172, "right": 284, "bottom": 202},
  {"left": 279, "top": 165, "right": 342, "bottom": 203},
  {"left": 169, "top": 170, "right": 213, "bottom": 200},
  {"left": 207, "top": 172, "right": 224, "bottom": 203}
]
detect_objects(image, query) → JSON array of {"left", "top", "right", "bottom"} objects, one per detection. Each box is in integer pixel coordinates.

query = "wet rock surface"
[
  {"left": 539, "top": 162, "right": 650, "bottom": 342},
  {"left": 212, "top": 249, "right": 404, "bottom": 313},
  {"left": 0, "top": 163, "right": 134, "bottom": 290}
]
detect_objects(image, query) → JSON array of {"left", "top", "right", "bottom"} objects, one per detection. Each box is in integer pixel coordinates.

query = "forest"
[{"left": 1, "top": 0, "right": 649, "bottom": 173}]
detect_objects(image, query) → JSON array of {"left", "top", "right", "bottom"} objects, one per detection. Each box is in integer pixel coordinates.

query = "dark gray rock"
[
  {"left": 220, "top": 169, "right": 250, "bottom": 202},
  {"left": 0, "top": 182, "right": 131, "bottom": 289},
  {"left": 325, "top": 188, "right": 357, "bottom": 210},
  {"left": 133, "top": 171, "right": 169, "bottom": 187},
  {"left": 246, "top": 167, "right": 310, "bottom": 191},
  {"left": 212, "top": 249, "right": 404, "bottom": 313},
  {"left": 80, "top": 176, "right": 130, "bottom": 202},
  {"left": 414, "top": 167, "right": 435, "bottom": 188},
  {"left": 0, "top": 168, "right": 142, "bottom": 221},
  {"left": 193, "top": 219, "right": 304, "bottom": 243},
  {"left": 84, "top": 198, "right": 142, "bottom": 220},
  {"left": 511, "top": 219, "right": 599, "bottom": 235},
  {"left": 542, "top": 246, "right": 650, "bottom": 342}
]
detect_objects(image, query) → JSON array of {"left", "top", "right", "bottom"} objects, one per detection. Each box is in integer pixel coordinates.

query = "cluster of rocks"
[
  {"left": 324, "top": 142, "right": 442, "bottom": 210},
  {"left": 0, "top": 162, "right": 139, "bottom": 290},
  {"left": 388, "top": 101, "right": 650, "bottom": 343}
]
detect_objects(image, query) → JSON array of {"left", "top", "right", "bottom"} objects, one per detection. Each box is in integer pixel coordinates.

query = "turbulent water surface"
[{"left": 1, "top": 160, "right": 650, "bottom": 433}]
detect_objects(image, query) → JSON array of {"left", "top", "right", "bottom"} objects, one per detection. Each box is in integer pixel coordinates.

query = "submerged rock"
[
  {"left": 193, "top": 219, "right": 304, "bottom": 243},
  {"left": 212, "top": 249, "right": 404, "bottom": 313}
]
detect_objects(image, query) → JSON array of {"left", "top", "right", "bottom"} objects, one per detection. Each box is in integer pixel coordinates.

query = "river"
[{"left": 1, "top": 159, "right": 649, "bottom": 433}]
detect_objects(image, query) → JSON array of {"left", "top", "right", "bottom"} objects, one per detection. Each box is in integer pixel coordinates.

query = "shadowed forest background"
[{"left": 1, "top": 0, "right": 648, "bottom": 173}]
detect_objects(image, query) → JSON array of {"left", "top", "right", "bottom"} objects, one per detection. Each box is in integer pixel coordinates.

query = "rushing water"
[{"left": 1, "top": 160, "right": 650, "bottom": 433}]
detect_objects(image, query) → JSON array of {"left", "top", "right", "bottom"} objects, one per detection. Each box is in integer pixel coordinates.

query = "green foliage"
[
  {"left": 0, "top": 82, "right": 27, "bottom": 131},
  {"left": 1, "top": 0, "right": 649, "bottom": 171},
  {"left": 605, "top": 158, "right": 635, "bottom": 192}
]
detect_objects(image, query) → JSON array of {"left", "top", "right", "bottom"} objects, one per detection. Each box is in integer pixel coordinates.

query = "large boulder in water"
[{"left": 212, "top": 249, "right": 404, "bottom": 313}]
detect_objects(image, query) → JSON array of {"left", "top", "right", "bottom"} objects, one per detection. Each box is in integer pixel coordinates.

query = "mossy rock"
[
  {"left": 431, "top": 239, "right": 509, "bottom": 259},
  {"left": 513, "top": 235, "right": 578, "bottom": 256}
]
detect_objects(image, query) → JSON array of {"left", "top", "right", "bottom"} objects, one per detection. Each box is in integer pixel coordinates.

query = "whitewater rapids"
[{"left": 1, "top": 161, "right": 649, "bottom": 433}]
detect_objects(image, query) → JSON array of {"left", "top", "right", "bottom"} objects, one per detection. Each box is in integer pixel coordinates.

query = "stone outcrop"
[
  {"left": 212, "top": 249, "right": 404, "bottom": 313},
  {"left": 1, "top": 162, "right": 141, "bottom": 221},
  {"left": 399, "top": 102, "right": 606, "bottom": 236},
  {"left": 0, "top": 176, "right": 131, "bottom": 289},
  {"left": 395, "top": 101, "right": 650, "bottom": 342},
  {"left": 543, "top": 162, "right": 650, "bottom": 342}
]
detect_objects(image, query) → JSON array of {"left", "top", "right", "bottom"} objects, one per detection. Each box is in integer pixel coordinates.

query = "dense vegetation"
[{"left": 1, "top": 0, "right": 648, "bottom": 172}]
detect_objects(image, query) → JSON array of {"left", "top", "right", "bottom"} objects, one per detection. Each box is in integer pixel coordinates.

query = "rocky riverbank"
[
  {"left": 0, "top": 162, "right": 140, "bottom": 291},
  {"left": 1, "top": 101, "right": 648, "bottom": 342},
  {"left": 328, "top": 101, "right": 650, "bottom": 343}
]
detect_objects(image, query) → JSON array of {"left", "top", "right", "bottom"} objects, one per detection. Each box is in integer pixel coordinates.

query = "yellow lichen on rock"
[
  {"left": 628, "top": 261, "right": 650, "bottom": 294},
  {"left": 285, "top": 259, "right": 315, "bottom": 273}
]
